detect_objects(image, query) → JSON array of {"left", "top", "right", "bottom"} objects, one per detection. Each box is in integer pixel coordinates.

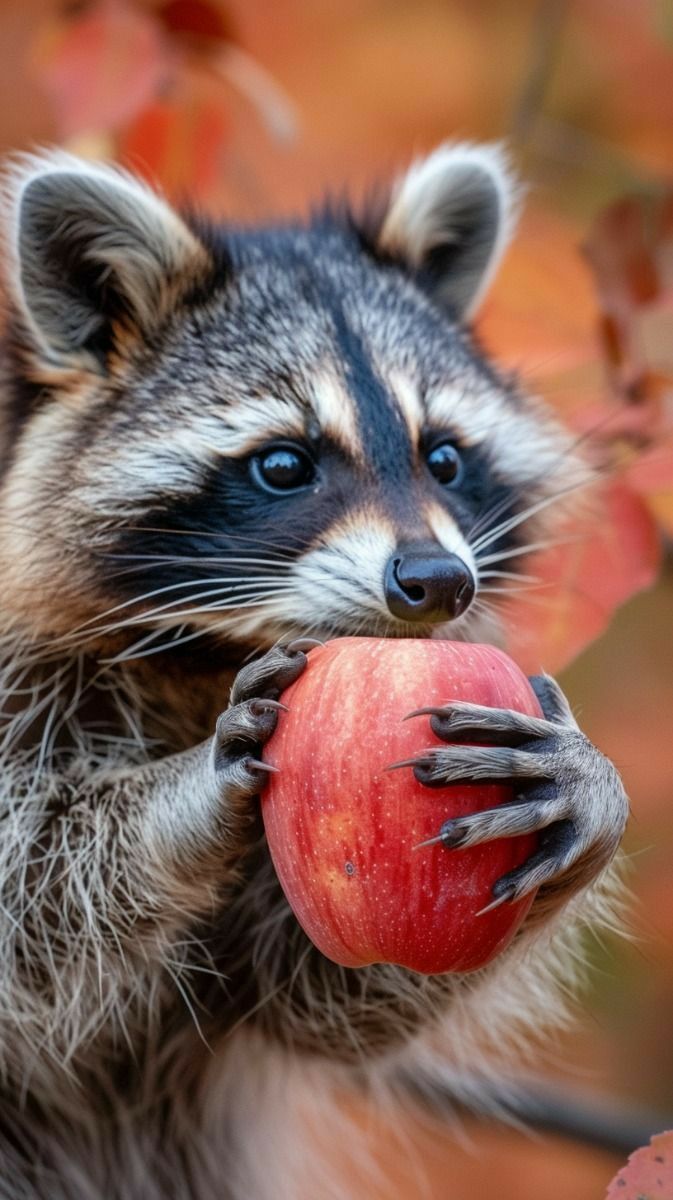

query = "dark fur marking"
[
  {"left": 325, "top": 291, "right": 415, "bottom": 482},
  {"left": 104, "top": 441, "right": 358, "bottom": 601},
  {"left": 0, "top": 340, "right": 46, "bottom": 475}
]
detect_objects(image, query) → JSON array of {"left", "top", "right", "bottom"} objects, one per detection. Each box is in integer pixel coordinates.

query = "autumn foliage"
[{"left": 3, "top": 2, "right": 673, "bottom": 1197}]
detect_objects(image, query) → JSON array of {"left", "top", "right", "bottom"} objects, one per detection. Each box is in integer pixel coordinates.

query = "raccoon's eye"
[
  {"left": 426, "top": 441, "right": 462, "bottom": 486},
  {"left": 250, "top": 444, "right": 316, "bottom": 493}
]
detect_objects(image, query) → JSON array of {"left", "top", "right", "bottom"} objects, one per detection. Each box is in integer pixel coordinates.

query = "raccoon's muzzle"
[{"left": 383, "top": 542, "right": 475, "bottom": 623}]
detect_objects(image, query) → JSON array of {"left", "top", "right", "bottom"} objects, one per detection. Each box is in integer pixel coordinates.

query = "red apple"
[{"left": 262, "top": 638, "right": 543, "bottom": 975}]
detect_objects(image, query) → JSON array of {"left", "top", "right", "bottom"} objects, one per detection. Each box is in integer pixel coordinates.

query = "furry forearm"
[
  {"left": 0, "top": 739, "right": 243, "bottom": 1078},
  {"left": 0, "top": 645, "right": 305, "bottom": 1088}
]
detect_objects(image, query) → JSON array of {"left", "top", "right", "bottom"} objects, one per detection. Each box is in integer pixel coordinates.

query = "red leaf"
[
  {"left": 502, "top": 479, "right": 661, "bottom": 675},
  {"left": 606, "top": 1129, "right": 673, "bottom": 1199},
  {"left": 157, "top": 0, "right": 236, "bottom": 48},
  {"left": 583, "top": 193, "right": 673, "bottom": 420},
  {"left": 586, "top": 198, "right": 661, "bottom": 310},
  {"left": 119, "top": 71, "right": 230, "bottom": 202},
  {"left": 30, "top": 0, "right": 166, "bottom": 139}
]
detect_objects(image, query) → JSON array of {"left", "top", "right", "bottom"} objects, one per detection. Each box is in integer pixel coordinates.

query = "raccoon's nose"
[{"left": 383, "top": 545, "right": 475, "bottom": 623}]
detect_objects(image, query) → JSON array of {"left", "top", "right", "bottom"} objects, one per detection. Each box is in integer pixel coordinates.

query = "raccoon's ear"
[
  {"left": 375, "top": 143, "right": 520, "bottom": 319},
  {"left": 3, "top": 153, "right": 212, "bottom": 369}
]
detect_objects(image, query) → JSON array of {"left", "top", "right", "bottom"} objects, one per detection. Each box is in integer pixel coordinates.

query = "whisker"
[
  {"left": 478, "top": 583, "right": 547, "bottom": 596},
  {"left": 98, "top": 625, "right": 184, "bottom": 665},
  {"left": 477, "top": 569, "right": 541, "bottom": 583},
  {"left": 102, "top": 626, "right": 211, "bottom": 665},
  {"left": 122, "top": 524, "right": 300, "bottom": 559},
  {"left": 475, "top": 532, "right": 584, "bottom": 569},
  {"left": 75, "top": 588, "right": 292, "bottom": 641},
  {"left": 461, "top": 596, "right": 498, "bottom": 629},
  {"left": 495, "top": 584, "right": 572, "bottom": 610},
  {"left": 104, "top": 553, "right": 293, "bottom": 569},
  {"left": 102, "top": 560, "right": 292, "bottom": 584},
  {"left": 470, "top": 477, "right": 595, "bottom": 556},
  {"left": 466, "top": 407, "right": 624, "bottom": 545},
  {"left": 53, "top": 576, "right": 290, "bottom": 645},
  {"left": 55, "top": 597, "right": 286, "bottom": 659}
]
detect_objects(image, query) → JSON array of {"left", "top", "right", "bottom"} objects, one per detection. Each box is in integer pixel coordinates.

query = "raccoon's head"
[{"left": 0, "top": 145, "right": 580, "bottom": 661}]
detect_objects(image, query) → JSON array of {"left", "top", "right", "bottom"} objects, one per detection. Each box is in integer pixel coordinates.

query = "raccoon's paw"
[
  {"left": 393, "top": 674, "right": 628, "bottom": 915},
  {"left": 214, "top": 639, "right": 315, "bottom": 801}
]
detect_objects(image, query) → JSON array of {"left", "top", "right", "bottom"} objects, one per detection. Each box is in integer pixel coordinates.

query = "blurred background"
[{"left": 2, "top": 1, "right": 673, "bottom": 1196}]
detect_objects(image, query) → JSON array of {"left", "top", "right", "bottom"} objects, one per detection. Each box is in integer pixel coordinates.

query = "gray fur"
[
  {"left": 405, "top": 683, "right": 628, "bottom": 908},
  {"left": 378, "top": 142, "right": 520, "bottom": 317},
  {"left": 7, "top": 151, "right": 208, "bottom": 366},
  {"left": 0, "top": 149, "right": 628, "bottom": 1198}
]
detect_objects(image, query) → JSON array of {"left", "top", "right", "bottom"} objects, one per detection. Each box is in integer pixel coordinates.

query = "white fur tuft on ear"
[
  {"left": 1, "top": 150, "right": 211, "bottom": 368},
  {"left": 378, "top": 142, "right": 522, "bottom": 319}
]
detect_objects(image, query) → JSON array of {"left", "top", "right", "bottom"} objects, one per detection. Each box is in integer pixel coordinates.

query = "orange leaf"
[
  {"left": 606, "top": 1129, "right": 673, "bottom": 1199},
  {"left": 482, "top": 205, "right": 597, "bottom": 386},
  {"left": 502, "top": 480, "right": 661, "bottom": 675},
  {"left": 30, "top": 0, "right": 166, "bottom": 139}
]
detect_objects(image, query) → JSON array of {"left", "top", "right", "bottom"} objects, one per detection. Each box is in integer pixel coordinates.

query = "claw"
[
  {"left": 403, "top": 706, "right": 450, "bottom": 722},
  {"left": 413, "top": 832, "right": 445, "bottom": 850},
  {"left": 474, "top": 892, "right": 512, "bottom": 917},
  {"left": 414, "top": 821, "right": 466, "bottom": 851},
  {"left": 246, "top": 758, "right": 279, "bottom": 774},
  {"left": 384, "top": 757, "right": 427, "bottom": 772},
  {"left": 286, "top": 637, "right": 323, "bottom": 655},
  {"left": 249, "top": 698, "right": 289, "bottom": 715}
]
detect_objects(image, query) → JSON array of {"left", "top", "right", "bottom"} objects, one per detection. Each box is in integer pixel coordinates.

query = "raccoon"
[{"left": 0, "top": 143, "right": 627, "bottom": 1199}]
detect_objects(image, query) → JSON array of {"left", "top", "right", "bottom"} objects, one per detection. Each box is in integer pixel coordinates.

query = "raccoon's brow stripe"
[
  {"left": 325, "top": 294, "right": 415, "bottom": 488},
  {"left": 309, "top": 372, "right": 363, "bottom": 461}
]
